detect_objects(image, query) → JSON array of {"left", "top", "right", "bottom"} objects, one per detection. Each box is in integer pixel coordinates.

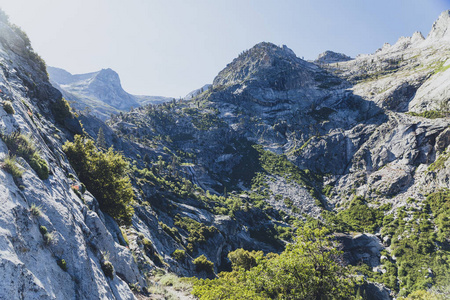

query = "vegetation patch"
[
  {"left": 57, "top": 259, "right": 68, "bottom": 272},
  {"left": 1, "top": 132, "right": 48, "bottom": 180},
  {"left": 193, "top": 254, "right": 214, "bottom": 273},
  {"left": 101, "top": 261, "right": 114, "bottom": 279},
  {"left": 2, "top": 101, "right": 14, "bottom": 114},
  {"left": 63, "top": 135, "right": 134, "bottom": 224},
  {"left": 406, "top": 110, "right": 447, "bottom": 119},
  {"left": 174, "top": 216, "right": 217, "bottom": 253},
  {"left": 171, "top": 249, "right": 186, "bottom": 261},
  {"left": 428, "top": 150, "right": 449, "bottom": 172},
  {"left": 2, "top": 155, "right": 23, "bottom": 178},
  {"left": 192, "top": 228, "right": 360, "bottom": 299}
]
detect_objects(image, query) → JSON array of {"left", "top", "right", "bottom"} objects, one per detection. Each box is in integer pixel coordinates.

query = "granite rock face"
[{"left": 0, "top": 18, "right": 140, "bottom": 300}]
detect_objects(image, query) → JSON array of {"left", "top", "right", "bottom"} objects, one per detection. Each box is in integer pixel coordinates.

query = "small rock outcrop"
[{"left": 315, "top": 50, "right": 353, "bottom": 64}]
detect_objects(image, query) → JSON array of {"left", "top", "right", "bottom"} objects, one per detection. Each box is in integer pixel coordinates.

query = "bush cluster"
[
  {"left": 192, "top": 228, "right": 359, "bottom": 299},
  {"left": 171, "top": 249, "right": 186, "bottom": 261},
  {"left": 193, "top": 255, "right": 214, "bottom": 273},
  {"left": 2, "top": 155, "right": 23, "bottom": 178},
  {"left": 101, "top": 261, "right": 114, "bottom": 279},
  {"left": 63, "top": 135, "right": 134, "bottom": 224}
]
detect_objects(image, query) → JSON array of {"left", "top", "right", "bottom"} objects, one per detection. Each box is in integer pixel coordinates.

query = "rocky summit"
[
  {"left": 0, "top": 7, "right": 449, "bottom": 300},
  {"left": 48, "top": 66, "right": 171, "bottom": 120}
]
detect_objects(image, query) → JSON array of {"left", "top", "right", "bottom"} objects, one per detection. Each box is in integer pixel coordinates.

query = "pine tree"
[{"left": 96, "top": 128, "right": 106, "bottom": 149}]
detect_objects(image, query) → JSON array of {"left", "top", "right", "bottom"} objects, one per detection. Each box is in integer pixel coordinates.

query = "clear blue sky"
[{"left": 0, "top": 0, "right": 448, "bottom": 97}]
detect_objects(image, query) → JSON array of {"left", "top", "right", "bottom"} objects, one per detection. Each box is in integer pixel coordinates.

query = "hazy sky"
[{"left": 0, "top": 0, "right": 448, "bottom": 97}]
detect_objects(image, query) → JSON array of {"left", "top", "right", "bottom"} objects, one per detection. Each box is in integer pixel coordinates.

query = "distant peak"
[
  {"left": 426, "top": 10, "right": 450, "bottom": 41},
  {"left": 213, "top": 42, "right": 317, "bottom": 90},
  {"left": 315, "top": 51, "right": 352, "bottom": 64}
]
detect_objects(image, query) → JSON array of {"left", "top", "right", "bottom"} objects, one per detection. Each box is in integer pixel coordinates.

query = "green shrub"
[
  {"left": 0, "top": 132, "right": 48, "bottom": 180},
  {"left": 39, "top": 225, "right": 47, "bottom": 235},
  {"left": 2, "top": 155, "right": 23, "bottom": 178},
  {"left": 57, "top": 259, "right": 68, "bottom": 271},
  {"left": 171, "top": 249, "right": 186, "bottom": 261},
  {"left": 174, "top": 216, "right": 217, "bottom": 252},
  {"left": 2, "top": 101, "right": 14, "bottom": 114},
  {"left": 30, "top": 204, "right": 41, "bottom": 216},
  {"left": 193, "top": 255, "right": 214, "bottom": 273},
  {"left": 101, "top": 261, "right": 114, "bottom": 279},
  {"left": 51, "top": 97, "right": 73, "bottom": 124},
  {"left": 43, "top": 232, "right": 53, "bottom": 245},
  {"left": 29, "top": 153, "right": 49, "bottom": 180},
  {"left": 192, "top": 228, "right": 359, "bottom": 299},
  {"left": 228, "top": 248, "right": 263, "bottom": 271},
  {"left": 336, "top": 196, "right": 384, "bottom": 233},
  {"left": 63, "top": 135, "right": 134, "bottom": 224}
]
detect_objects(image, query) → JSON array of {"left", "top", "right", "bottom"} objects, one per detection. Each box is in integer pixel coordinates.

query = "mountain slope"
[
  {"left": 0, "top": 13, "right": 143, "bottom": 300},
  {"left": 104, "top": 12, "right": 450, "bottom": 299}
]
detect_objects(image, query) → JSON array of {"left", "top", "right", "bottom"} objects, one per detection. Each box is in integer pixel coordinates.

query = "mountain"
[
  {"left": 48, "top": 66, "right": 171, "bottom": 120},
  {"left": 105, "top": 12, "right": 450, "bottom": 299},
  {"left": 1, "top": 7, "right": 450, "bottom": 300}
]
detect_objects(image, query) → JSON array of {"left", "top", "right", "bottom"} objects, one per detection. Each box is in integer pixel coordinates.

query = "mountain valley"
[{"left": 0, "top": 8, "right": 449, "bottom": 300}]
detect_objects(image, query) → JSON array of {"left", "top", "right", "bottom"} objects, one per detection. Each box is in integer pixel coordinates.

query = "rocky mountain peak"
[
  {"left": 426, "top": 10, "right": 450, "bottom": 41},
  {"left": 315, "top": 50, "right": 352, "bottom": 64},
  {"left": 213, "top": 42, "right": 317, "bottom": 90},
  {"left": 93, "top": 68, "right": 120, "bottom": 83}
]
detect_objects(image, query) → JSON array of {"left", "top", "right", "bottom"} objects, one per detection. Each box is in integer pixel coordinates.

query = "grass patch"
[
  {"left": 2, "top": 155, "right": 23, "bottom": 178},
  {"left": 1, "top": 132, "right": 48, "bottom": 180}
]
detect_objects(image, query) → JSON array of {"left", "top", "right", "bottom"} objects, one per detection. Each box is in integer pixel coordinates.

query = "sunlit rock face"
[
  {"left": 48, "top": 66, "right": 171, "bottom": 120},
  {"left": 0, "top": 17, "right": 140, "bottom": 300}
]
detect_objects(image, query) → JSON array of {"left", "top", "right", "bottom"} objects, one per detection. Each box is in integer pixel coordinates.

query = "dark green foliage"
[
  {"left": 192, "top": 228, "right": 359, "bottom": 299},
  {"left": 182, "top": 107, "right": 223, "bottom": 130},
  {"left": 2, "top": 101, "right": 14, "bottom": 114},
  {"left": 51, "top": 97, "right": 73, "bottom": 124},
  {"left": 57, "top": 259, "right": 68, "bottom": 271},
  {"left": 249, "top": 224, "right": 283, "bottom": 249},
  {"left": 356, "top": 190, "right": 450, "bottom": 297},
  {"left": 62, "top": 135, "right": 134, "bottom": 224},
  {"left": 1, "top": 132, "right": 48, "bottom": 180},
  {"left": 193, "top": 255, "right": 214, "bottom": 273},
  {"left": 28, "top": 153, "right": 49, "bottom": 180},
  {"left": 39, "top": 226, "right": 47, "bottom": 235},
  {"left": 101, "top": 261, "right": 114, "bottom": 279},
  {"left": 227, "top": 249, "right": 262, "bottom": 271},
  {"left": 159, "top": 221, "right": 182, "bottom": 244},
  {"left": 171, "top": 249, "right": 186, "bottom": 261},
  {"left": 96, "top": 128, "right": 106, "bottom": 149},
  {"left": 336, "top": 196, "right": 384, "bottom": 233},
  {"left": 174, "top": 216, "right": 217, "bottom": 253}
]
